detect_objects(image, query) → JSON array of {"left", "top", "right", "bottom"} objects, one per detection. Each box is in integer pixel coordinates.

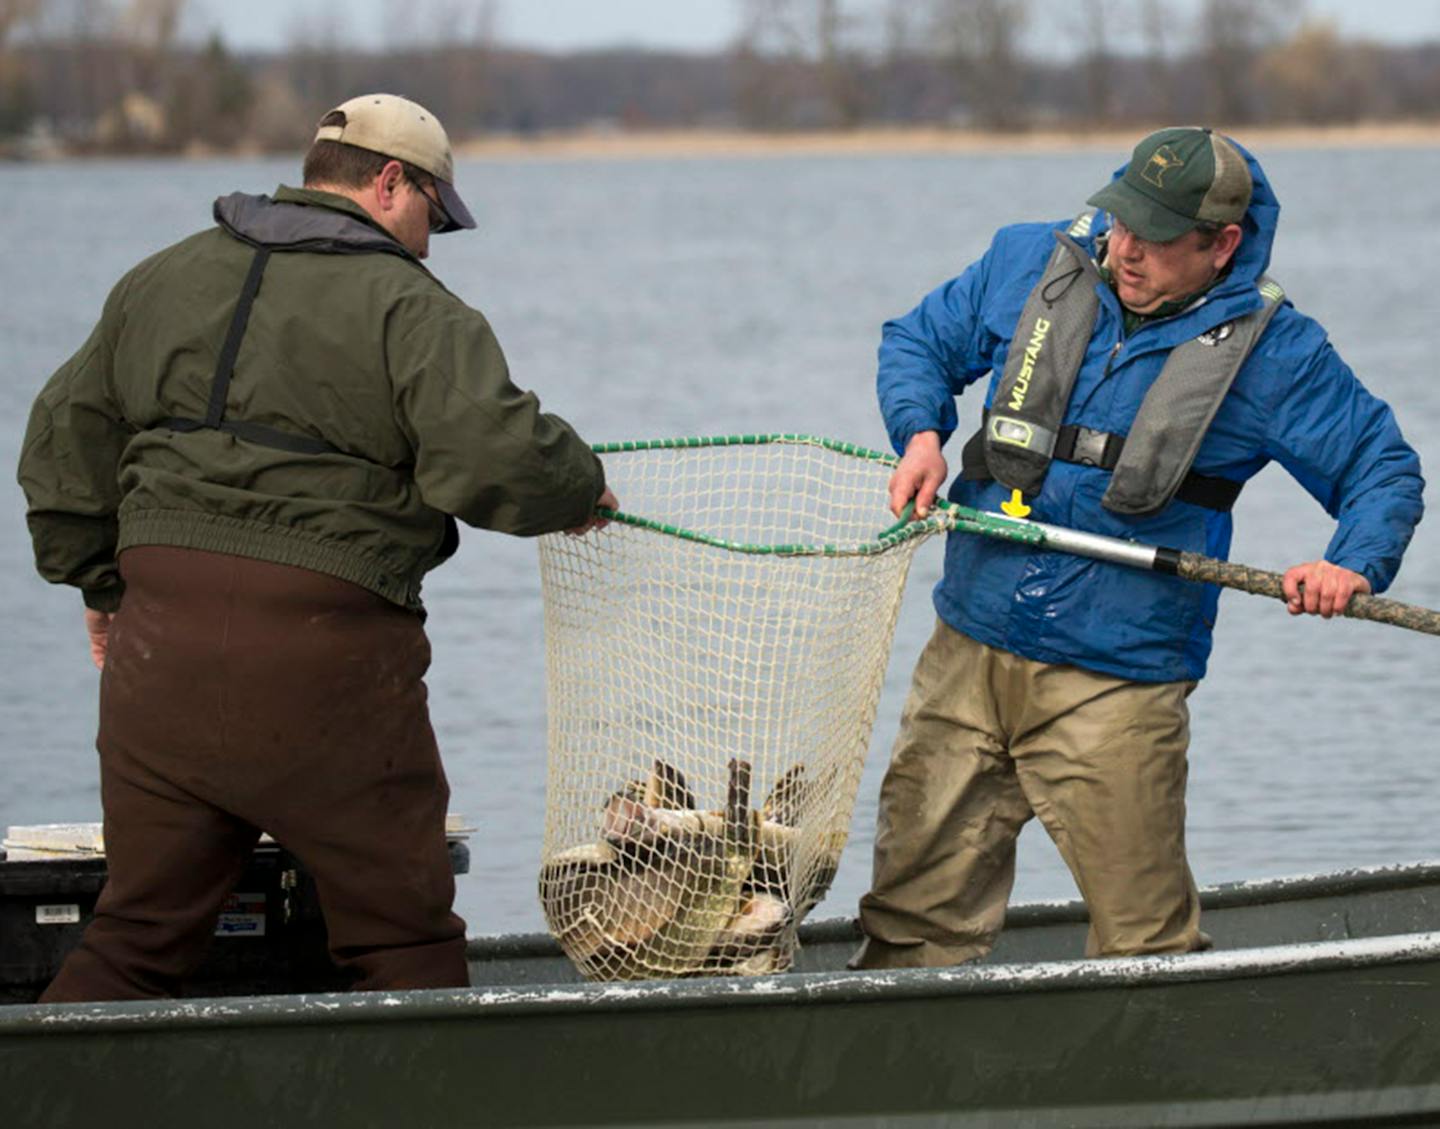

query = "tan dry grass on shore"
[{"left": 455, "top": 121, "right": 1440, "bottom": 161}]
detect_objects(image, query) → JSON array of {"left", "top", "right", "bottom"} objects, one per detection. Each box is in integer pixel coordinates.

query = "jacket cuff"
[
  {"left": 889, "top": 421, "right": 953, "bottom": 458},
  {"left": 82, "top": 583, "right": 125, "bottom": 613},
  {"left": 886, "top": 402, "right": 958, "bottom": 457},
  {"left": 1329, "top": 555, "right": 1387, "bottom": 596}
]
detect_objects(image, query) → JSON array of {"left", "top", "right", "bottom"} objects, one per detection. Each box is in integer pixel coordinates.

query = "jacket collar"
[
  {"left": 213, "top": 186, "right": 419, "bottom": 263},
  {"left": 271, "top": 185, "right": 386, "bottom": 228}
]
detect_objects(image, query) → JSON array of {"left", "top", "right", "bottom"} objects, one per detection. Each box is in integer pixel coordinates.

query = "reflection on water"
[{"left": 3, "top": 145, "right": 1439, "bottom": 937}]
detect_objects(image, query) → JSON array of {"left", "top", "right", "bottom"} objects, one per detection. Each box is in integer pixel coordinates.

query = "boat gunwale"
[
  {"left": 5, "top": 859, "right": 1438, "bottom": 1034},
  {"left": 6, "top": 928, "right": 1440, "bottom": 1036}
]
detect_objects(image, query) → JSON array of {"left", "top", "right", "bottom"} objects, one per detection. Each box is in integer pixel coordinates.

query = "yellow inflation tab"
[{"left": 1000, "top": 489, "right": 1032, "bottom": 518}]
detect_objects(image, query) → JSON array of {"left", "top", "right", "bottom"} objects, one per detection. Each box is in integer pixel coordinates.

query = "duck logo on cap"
[{"left": 1142, "top": 145, "right": 1185, "bottom": 188}]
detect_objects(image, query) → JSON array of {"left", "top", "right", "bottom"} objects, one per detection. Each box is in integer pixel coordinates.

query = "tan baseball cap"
[{"left": 314, "top": 93, "right": 476, "bottom": 232}]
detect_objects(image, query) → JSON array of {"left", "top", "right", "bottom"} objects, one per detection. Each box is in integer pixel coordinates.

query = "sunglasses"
[{"left": 408, "top": 174, "right": 448, "bottom": 233}]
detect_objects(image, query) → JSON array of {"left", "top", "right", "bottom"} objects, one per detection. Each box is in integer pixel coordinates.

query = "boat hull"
[{"left": 3, "top": 862, "right": 1439, "bottom": 1128}]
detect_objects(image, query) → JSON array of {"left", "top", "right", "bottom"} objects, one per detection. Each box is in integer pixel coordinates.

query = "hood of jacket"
[
  {"left": 213, "top": 186, "right": 420, "bottom": 261},
  {"left": 1090, "top": 136, "right": 1280, "bottom": 320}
]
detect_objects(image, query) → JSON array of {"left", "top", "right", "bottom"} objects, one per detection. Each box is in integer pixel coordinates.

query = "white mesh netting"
[{"left": 536, "top": 436, "right": 933, "bottom": 981}]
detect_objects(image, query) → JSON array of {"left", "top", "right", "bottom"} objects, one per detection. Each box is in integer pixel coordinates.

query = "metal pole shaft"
[{"left": 973, "top": 510, "right": 1175, "bottom": 573}]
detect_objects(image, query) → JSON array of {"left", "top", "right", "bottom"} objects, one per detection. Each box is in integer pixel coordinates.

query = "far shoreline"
[
  {"left": 454, "top": 121, "right": 1440, "bottom": 161},
  {"left": 10, "top": 120, "right": 1440, "bottom": 165}
]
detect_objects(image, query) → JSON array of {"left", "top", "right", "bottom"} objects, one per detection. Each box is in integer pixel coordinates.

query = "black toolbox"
[{"left": 0, "top": 839, "right": 470, "bottom": 1005}]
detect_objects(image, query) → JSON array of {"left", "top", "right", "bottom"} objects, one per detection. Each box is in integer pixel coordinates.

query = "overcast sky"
[{"left": 191, "top": 0, "right": 1440, "bottom": 54}]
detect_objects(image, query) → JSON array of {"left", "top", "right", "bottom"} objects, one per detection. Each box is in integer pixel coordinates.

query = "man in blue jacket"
[{"left": 852, "top": 127, "right": 1423, "bottom": 968}]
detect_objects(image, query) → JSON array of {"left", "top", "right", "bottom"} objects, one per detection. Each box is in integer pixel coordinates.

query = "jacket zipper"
[{"left": 1101, "top": 339, "right": 1123, "bottom": 379}]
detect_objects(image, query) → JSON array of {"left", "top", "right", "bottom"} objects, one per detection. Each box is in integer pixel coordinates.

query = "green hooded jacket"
[{"left": 17, "top": 186, "right": 606, "bottom": 612}]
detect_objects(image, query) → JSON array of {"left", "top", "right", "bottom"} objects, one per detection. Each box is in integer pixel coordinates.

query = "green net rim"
[
  {"left": 586, "top": 434, "right": 1044, "bottom": 557},
  {"left": 590, "top": 433, "right": 898, "bottom": 463}
]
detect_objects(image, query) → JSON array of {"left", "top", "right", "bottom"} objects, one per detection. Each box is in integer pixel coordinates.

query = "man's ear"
[
  {"left": 374, "top": 159, "right": 405, "bottom": 211},
  {"left": 1213, "top": 224, "right": 1243, "bottom": 271}
]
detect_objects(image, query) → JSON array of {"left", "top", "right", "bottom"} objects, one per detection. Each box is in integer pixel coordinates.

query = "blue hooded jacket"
[{"left": 878, "top": 143, "right": 1424, "bottom": 683}]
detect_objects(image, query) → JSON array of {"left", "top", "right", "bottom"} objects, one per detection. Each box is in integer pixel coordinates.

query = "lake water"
[{"left": 3, "top": 143, "right": 1439, "bottom": 939}]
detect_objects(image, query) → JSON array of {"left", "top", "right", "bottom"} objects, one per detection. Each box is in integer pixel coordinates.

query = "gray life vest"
[{"left": 976, "top": 216, "right": 1285, "bottom": 516}]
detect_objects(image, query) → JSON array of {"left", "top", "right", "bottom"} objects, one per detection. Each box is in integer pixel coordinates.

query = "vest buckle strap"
[
  {"left": 1054, "top": 425, "right": 1120, "bottom": 468},
  {"left": 961, "top": 410, "right": 1243, "bottom": 511}
]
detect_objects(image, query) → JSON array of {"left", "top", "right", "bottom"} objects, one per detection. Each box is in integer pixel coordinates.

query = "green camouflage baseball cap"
[{"left": 1087, "top": 126, "right": 1252, "bottom": 243}]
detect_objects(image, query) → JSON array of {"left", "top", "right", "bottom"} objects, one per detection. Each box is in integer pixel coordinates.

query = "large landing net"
[{"left": 536, "top": 435, "right": 944, "bottom": 980}]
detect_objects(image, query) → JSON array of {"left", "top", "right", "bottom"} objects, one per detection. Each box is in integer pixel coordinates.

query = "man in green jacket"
[{"left": 17, "top": 93, "right": 614, "bottom": 1001}]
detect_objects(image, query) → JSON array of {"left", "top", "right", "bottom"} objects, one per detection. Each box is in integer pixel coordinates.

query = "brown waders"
[
  {"left": 41, "top": 546, "right": 468, "bottom": 1002},
  {"left": 853, "top": 618, "right": 1204, "bottom": 969}
]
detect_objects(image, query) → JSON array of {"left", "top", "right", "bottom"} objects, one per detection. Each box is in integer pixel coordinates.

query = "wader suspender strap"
[{"left": 163, "top": 246, "right": 342, "bottom": 457}]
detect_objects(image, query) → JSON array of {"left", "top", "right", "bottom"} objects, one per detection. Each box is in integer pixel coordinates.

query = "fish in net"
[{"left": 536, "top": 435, "right": 946, "bottom": 980}]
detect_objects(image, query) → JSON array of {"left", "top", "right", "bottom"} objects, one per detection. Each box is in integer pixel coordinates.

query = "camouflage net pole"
[
  {"left": 535, "top": 436, "right": 1001, "bottom": 982},
  {"left": 1176, "top": 553, "right": 1440, "bottom": 635},
  {"left": 933, "top": 501, "right": 1440, "bottom": 637}
]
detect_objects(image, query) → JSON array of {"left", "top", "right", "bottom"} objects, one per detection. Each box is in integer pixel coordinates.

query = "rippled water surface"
[{"left": 3, "top": 144, "right": 1439, "bottom": 937}]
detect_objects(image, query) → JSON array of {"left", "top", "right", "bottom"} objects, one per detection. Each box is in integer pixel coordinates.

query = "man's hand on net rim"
[
  {"left": 890, "top": 431, "right": 948, "bottom": 519},
  {"left": 567, "top": 488, "right": 620, "bottom": 536}
]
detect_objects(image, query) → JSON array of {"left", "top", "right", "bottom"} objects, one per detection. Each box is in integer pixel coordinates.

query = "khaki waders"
[{"left": 853, "top": 618, "right": 1204, "bottom": 969}]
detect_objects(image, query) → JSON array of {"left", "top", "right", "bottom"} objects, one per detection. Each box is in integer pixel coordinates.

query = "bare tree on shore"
[
  {"left": 0, "top": 0, "right": 41, "bottom": 136},
  {"left": 1259, "top": 18, "right": 1387, "bottom": 124},
  {"left": 1136, "top": 0, "right": 1174, "bottom": 123},
  {"left": 121, "top": 0, "right": 183, "bottom": 95},
  {"left": 1197, "top": 0, "right": 1304, "bottom": 123},
  {"left": 815, "top": 0, "right": 866, "bottom": 127},
  {"left": 284, "top": 1, "right": 355, "bottom": 112},
  {"left": 0, "top": 0, "right": 42, "bottom": 48},
  {"left": 1063, "top": 0, "right": 1114, "bottom": 123},
  {"left": 733, "top": 0, "right": 873, "bottom": 129},
  {"left": 733, "top": 0, "right": 790, "bottom": 129},
  {"left": 932, "top": 0, "right": 1029, "bottom": 130}
]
